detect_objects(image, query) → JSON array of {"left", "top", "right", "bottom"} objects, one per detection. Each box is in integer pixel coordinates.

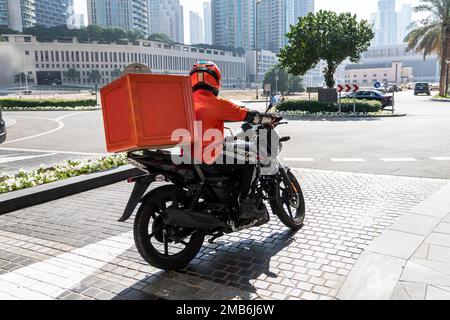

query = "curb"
[
  {"left": 0, "top": 165, "right": 144, "bottom": 215},
  {"left": 431, "top": 98, "right": 450, "bottom": 102},
  {"left": 281, "top": 113, "right": 407, "bottom": 120}
]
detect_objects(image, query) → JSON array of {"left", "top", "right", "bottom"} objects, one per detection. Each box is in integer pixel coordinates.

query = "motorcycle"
[{"left": 119, "top": 96, "right": 305, "bottom": 270}]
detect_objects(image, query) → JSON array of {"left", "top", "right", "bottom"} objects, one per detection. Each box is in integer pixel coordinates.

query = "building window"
[{"left": 25, "top": 50, "right": 29, "bottom": 55}]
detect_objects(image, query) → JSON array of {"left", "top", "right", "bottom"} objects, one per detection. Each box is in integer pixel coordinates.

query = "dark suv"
[
  {"left": 0, "top": 108, "right": 6, "bottom": 144},
  {"left": 414, "top": 83, "right": 431, "bottom": 96}
]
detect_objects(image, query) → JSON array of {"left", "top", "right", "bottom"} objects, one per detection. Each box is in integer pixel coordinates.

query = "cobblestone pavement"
[{"left": 0, "top": 168, "right": 447, "bottom": 300}]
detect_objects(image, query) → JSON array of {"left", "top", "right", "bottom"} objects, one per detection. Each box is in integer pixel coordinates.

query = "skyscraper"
[
  {"left": 286, "top": 0, "right": 314, "bottom": 27},
  {"left": 189, "top": 11, "right": 203, "bottom": 45},
  {"left": 258, "top": 0, "right": 285, "bottom": 52},
  {"left": 35, "top": 0, "right": 73, "bottom": 28},
  {"left": 1, "top": 0, "right": 36, "bottom": 31},
  {"left": 148, "top": 0, "right": 184, "bottom": 43},
  {"left": 87, "top": 0, "right": 149, "bottom": 36},
  {"left": 397, "top": 4, "right": 412, "bottom": 44},
  {"left": 211, "top": 0, "right": 255, "bottom": 51},
  {"left": 374, "top": 0, "right": 397, "bottom": 46},
  {"left": 258, "top": 0, "right": 314, "bottom": 53},
  {"left": 372, "top": 0, "right": 413, "bottom": 46},
  {"left": 0, "top": 0, "right": 8, "bottom": 26},
  {"left": 203, "top": 1, "right": 212, "bottom": 45}
]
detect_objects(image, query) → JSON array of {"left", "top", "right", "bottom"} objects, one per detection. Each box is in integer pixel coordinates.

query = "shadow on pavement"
[{"left": 113, "top": 227, "right": 300, "bottom": 300}]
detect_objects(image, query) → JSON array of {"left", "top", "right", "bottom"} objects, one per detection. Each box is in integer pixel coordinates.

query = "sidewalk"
[
  {"left": 338, "top": 182, "right": 450, "bottom": 300},
  {"left": 0, "top": 168, "right": 447, "bottom": 300}
]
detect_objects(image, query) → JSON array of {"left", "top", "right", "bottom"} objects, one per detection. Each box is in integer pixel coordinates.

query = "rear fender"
[{"left": 118, "top": 174, "right": 155, "bottom": 222}]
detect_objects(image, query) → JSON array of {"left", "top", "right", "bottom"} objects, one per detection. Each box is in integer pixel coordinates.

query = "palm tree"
[{"left": 404, "top": 0, "right": 450, "bottom": 96}]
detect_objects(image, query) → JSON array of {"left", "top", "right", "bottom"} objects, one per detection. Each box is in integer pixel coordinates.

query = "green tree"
[
  {"left": 111, "top": 69, "right": 122, "bottom": 79},
  {"left": 88, "top": 70, "right": 102, "bottom": 84},
  {"left": 63, "top": 68, "right": 81, "bottom": 83},
  {"left": 404, "top": 0, "right": 450, "bottom": 97},
  {"left": 126, "top": 30, "right": 144, "bottom": 43},
  {"left": 148, "top": 33, "right": 175, "bottom": 44},
  {"left": 264, "top": 66, "right": 304, "bottom": 95},
  {"left": 279, "top": 10, "right": 374, "bottom": 88}
]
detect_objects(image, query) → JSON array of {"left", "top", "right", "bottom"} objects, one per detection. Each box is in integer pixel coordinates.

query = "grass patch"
[
  {"left": 432, "top": 94, "right": 450, "bottom": 100},
  {"left": 0, "top": 154, "right": 127, "bottom": 194}
]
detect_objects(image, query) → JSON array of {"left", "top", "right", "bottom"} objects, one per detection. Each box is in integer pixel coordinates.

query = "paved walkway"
[
  {"left": 338, "top": 181, "right": 450, "bottom": 300},
  {"left": 0, "top": 168, "right": 447, "bottom": 300}
]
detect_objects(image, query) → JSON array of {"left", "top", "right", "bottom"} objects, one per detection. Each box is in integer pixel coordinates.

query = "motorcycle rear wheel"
[
  {"left": 133, "top": 185, "right": 205, "bottom": 271},
  {"left": 270, "top": 170, "right": 305, "bottom": 230}
]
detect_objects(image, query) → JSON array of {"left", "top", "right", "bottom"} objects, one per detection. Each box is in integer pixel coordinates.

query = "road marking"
[
  {"left": 430, "top": 157, "right": 450, "bottom": 161},
  {"left": 0, "top": 147, "right": 106, "bottom": 156},
  {"left": 2, "top": 112, "right": 84, "bottom": 145},
  {"left": 0, "top": 232, "right": 133, "bottom": 300},
  {"left": 380, "top": 158, "right": 419, "bottom": 162},
  {"left": 330, "top": 158, "right": 366, "bottom": 162},
  {"left": 0, "top": 153, "right": 56, "bottom": 164},
  {"left": 0, "top": 154, "right": 20, "bottom": 158},
  {"left": 283, "top": 158, "right": 315, "bottom": 162}
]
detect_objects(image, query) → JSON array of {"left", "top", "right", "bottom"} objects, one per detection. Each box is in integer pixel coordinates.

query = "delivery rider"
[{"left": 189, "top": 60, "right": 280, "bottom": 221}]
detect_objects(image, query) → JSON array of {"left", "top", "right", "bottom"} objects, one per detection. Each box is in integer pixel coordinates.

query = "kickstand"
[{"left": 208, "top": 232, "right": 224, "bottom": 244}]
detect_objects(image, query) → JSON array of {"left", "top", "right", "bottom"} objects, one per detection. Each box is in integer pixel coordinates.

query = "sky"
[{"left": 74, "top": 0, "right": 424, "bottom": 44}]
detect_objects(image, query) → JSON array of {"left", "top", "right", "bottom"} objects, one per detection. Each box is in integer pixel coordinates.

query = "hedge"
[
  {"left": 276, "top": 99, "right": 382, "bottom": 114},
  {"left": 0, "top": 98, "right": 97, "bottom": 109}
]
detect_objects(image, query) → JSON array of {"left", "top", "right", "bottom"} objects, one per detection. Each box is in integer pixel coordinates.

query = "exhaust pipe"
[{"left": 165, "top": 208, "right": 226, "bottom": 230}]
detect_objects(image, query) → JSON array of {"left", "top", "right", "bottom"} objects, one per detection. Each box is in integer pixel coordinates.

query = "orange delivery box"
[{"left": 100, "top": 73, "right": 197, "bottom": 153}]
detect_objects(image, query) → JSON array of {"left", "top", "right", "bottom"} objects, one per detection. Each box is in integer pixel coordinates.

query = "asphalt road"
[{"left": 1, "top": 91, "right": 449, "bottom": 179}]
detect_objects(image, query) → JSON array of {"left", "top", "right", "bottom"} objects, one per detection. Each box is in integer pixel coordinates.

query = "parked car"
[
  {"left": 22, "top": 90, "right": 33, "bottom": 95},
  {"left": 387, "top": 83, "right": 399, "bottom": 93},
  {"left": 430, "top": 83, "right": 440, "bottom": 91},
  {"left": 0, "top": 108, "right": 6, "bottom": 144},
  {"left": 414, "top": 83, "right": 431, "bottom": 96},
  {"left": 347, "top": 90, "right": 393, "bottom": 108}
]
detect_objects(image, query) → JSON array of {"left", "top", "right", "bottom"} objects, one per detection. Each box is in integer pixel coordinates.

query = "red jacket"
[{"left": 193, "top": 89, "right": 248, "bottom": 163}]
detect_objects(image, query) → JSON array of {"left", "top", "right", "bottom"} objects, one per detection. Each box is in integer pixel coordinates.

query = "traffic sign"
[
  {"left": 264, "top": 84, "right": 271, "bottom": 93},
  {"left": 337, "top": 84, "right": 359, "bottom": 93},
  {"left": 374, "top": 81, "right": 381, "bottom": 89}
]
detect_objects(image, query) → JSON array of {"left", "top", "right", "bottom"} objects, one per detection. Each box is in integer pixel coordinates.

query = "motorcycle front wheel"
[
  {"left": 269, "top": 170, "right": 305, "bottom": 230},
  {"left": 133, "top": 185, "right": 205, "bottom": 271}
]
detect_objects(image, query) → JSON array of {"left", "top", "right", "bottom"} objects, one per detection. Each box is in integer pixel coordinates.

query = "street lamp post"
[
  {"left": 275, "top": 68, "right": 279, "bottom": 94},
  {"left": 255, "top": 0, "right": 261, "bottom": 100}
]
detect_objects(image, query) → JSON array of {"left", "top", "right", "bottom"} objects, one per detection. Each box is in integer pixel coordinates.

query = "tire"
[
  {"left": 270, "top": 170, "right": 305, "bottom": 230},
  {"left": 133, "top": 185, "right": 205, "bottom": 271}
]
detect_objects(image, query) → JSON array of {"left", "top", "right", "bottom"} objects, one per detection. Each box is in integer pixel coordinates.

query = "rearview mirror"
[{"left": 271, "top": 95, "right": 285, "bottom": 106}]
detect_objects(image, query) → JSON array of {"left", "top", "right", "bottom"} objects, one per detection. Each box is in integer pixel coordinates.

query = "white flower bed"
[{"left": 0, "top": 154, "right": 127, "bottom": 194}]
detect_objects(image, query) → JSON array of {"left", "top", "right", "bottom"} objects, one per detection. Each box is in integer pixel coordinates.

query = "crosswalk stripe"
[
  {"left": 283, "top": 158, "right": 315, "bottom": 162},
  {"left": 430, "top": 157, "right": 450, "bottom": 161},
  {"left": 380, "top": 158, "right": 419, "bottom": 162},
  {"left": 330, "top": 158, "right": 366, "bottom": 162}
]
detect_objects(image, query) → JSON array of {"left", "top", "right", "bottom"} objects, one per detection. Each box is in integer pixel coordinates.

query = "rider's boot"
[{"left": 239, "top": 198, "right": 268, "bottom": 221}]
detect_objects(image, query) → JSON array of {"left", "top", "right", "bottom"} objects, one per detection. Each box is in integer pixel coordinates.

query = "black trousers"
[{"left": 201, "top": 163, "right": 255, "bottom": 198}]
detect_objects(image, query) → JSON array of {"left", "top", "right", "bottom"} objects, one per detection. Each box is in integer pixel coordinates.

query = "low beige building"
[
  {"left": 344, "top": 61, "right": 414, "bottom": 86},
  {"left": 0, "top": 34, "right": 247, "bottom": 88}
]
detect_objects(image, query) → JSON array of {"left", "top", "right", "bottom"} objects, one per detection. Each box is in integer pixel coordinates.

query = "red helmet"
[{"left": 189, "top": 61, "right": 222, "bottom": 96}]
